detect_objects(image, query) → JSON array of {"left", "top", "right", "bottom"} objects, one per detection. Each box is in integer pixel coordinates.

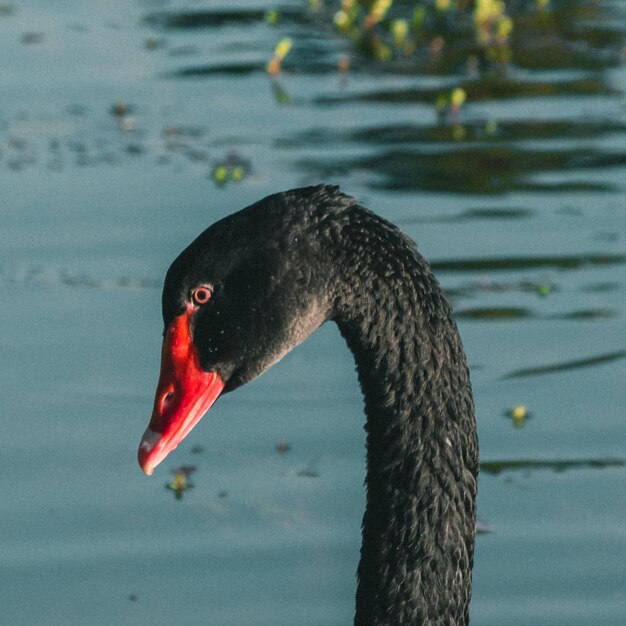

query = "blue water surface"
[{"left": 1, "top": 1, "right": 625, "bottom": 624}]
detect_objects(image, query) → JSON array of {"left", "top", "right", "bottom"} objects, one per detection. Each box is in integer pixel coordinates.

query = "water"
[{"left": 1, "top": 1, "right": 625, "bottom": 624}]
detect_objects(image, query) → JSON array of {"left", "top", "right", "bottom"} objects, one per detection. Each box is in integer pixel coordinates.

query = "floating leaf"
[
  {"left": 451, "top": 88, "right": 467, "bottom": 108},
  {"left": 266, "top": 37, "right": 292, "bottom": 76},
  {"left": 508, "top": 405, "right": 528, "bottom": 428},
  {"left": 265, "top": 10, "right": 279, "bottom": 26},
  {"left": 276, "top": 440, "right": 291, "bottom": 453},
  {"left": 166, "top": 466, "right": 196, "bottom": 500},
  {"left": 274, "top": 37, "right": 292, "bottom": 61}
]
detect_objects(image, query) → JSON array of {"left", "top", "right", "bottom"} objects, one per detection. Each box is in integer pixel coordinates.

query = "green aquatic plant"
[
  {"left": 333, "top": 0, "right": 361, "bottom": 36},
  {"left": 210, "top": 152, "right": 250, "bottom": 187},
  {"left": 166, "top": 466, "right": 196, "bottom": 500},
  {"left": 259, "top": 0, "right": 620, "bottom": 128},
  {"left": 507, "top": 404, "right": 529, "bottom": 428},
  {"left": 308, "top": 0, "right": 519, "bottom": 72},
  {"left": 266, "top": 36, "right": 293, "bottom": 76},
  {"left": 473, "top": 0, "right": 513, "bottom": 63},
  {"left": 211, "top": 164, "right": 246, "bottom": 186},
  {"left": 259, "top": 0, "right": 618, "bottom": 79},
  {"left": 144, "top": 36, "right": 165, "bottom": 51},
  {"left": 265, "top": 9, "right": 280, "bottom": 26},
  {"left": 436, "top": 86, "right": 467, "bottom": 136},
  {"left": 364, "top": 0, "right": 393, "bottom": 30},
  {"left": 390, "top": 18, "right": 414, "bottom": 55}
]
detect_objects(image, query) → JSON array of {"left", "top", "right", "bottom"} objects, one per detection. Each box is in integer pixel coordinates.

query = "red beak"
[{"left": 138, "top": 306, "right": 225, "bottom": 475}]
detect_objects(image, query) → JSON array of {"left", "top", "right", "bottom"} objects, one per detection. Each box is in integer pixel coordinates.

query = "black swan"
[{"left": 138, "top": 185, "right": 478, "bottom": 625}]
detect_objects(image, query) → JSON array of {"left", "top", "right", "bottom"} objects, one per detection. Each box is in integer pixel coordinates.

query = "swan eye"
[{"left": 191, "top": 286, "right": 212, "bottom": 305}]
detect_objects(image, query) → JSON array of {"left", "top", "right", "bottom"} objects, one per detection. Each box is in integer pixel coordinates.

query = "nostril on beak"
[{"left": 160, "top": 389, "right": 175, "bottom": 413}]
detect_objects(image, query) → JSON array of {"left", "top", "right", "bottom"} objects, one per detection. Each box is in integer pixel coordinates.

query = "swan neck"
[{"left": 329, "top": 208, "right": 478, "bottom": 625}]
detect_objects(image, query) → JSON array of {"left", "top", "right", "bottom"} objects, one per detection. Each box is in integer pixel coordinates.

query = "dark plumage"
[{"left": 140, "top": 185, "right": 479, "bottom": 625}]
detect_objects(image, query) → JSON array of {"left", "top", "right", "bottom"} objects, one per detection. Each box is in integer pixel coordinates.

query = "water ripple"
[
  {"left": 432, "top": 253, "right": 626, "bottom": 273},
  {"left": 502, "top": 349, "right": 626, "bottom": 379}
]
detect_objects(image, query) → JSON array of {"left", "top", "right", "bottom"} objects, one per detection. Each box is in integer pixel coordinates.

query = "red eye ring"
[{"left": 191, "top": 286, "right": 212, "bottom": 305}]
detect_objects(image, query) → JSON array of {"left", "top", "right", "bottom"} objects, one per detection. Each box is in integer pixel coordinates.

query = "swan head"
[{"left": 138, "top": 187, "right": 337, "bottom": 475}]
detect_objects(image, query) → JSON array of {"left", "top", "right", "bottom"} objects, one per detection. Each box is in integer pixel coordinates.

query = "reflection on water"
[
  {"left": 144, "top": 9, "right": 274, "bottom": 29},
  {"left": 279, "top": 118, "right": 626, "bottom": 149},
  {"left": 457, "top": 306, "right": 618, "bottom": 321},
  {"left": 300, "top": 142, "right": 626, "bottom": 193},
  {"left": 481, "top": 457, "right": 625, "bottom": 475},
  {"left": 0, "top": 1, "right": 625, "bottom": 625}
]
